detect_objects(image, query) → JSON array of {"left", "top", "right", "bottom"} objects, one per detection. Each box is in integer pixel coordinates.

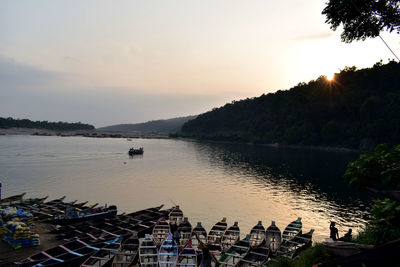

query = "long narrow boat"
[
  {"left": 207, "top": 217, "right": 228, "bottom": 255},
  {"left": 178, "top": 217, "right": 192, "bottom": 250},
  {"left": 153, "top": 218, "right": 171, "bottom": 246},
  {"left": 281, "top": 218, "right": 302, "bottom": 242},
  {"left": 249, "top": 221, "right": 266, "bottom": 248},
  {"left": 277, "top": 229, "right": 314, "bottom": 259},
  {"left": 169, "top": 205, "right": 184, "bottom": 226},
  {"left": 236, "top": 245, "right": 269, "bottom": 267},
  {"left": 51, "top": 205, "right": 118, "bottom": 225},
  {"left": 111, "top": 232, "right": 139, "bottom": 267},
  {"left": 192, "top": 222, "right": 207, "bottom": 250},
  {"left": 219, "top": 234, "right": 251, "bottom": 267},
  {"left": 0, "top": 195, "right": 48, "bottom": 207},
  {"left": 177, "top": 240, "right": 197, "bottom": 267},
  {"left": 81, "top": 237, "right": 122, "bottom": 266},
  {"left": 265, "top": 221, "right": 281, "bottom": 254},
  {"left": 0, "top": 192, "right": 26, "bottom": 203},
  {"left": 159, "top": 233, "right": 178, "bottom": 267},
  {"left": 221, "top": 222, "right": 240, "bottom": 252},
  {"left": 139, "top": 234, "right": 159, "bottom": 267}
]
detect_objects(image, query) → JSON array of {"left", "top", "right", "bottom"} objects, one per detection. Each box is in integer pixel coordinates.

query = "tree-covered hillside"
[
  {"left": 0, "top": 117, "right": 94, "bottom": 131},
  {"left": 179, "top": 61, "right": 400, "bottom": 149}
]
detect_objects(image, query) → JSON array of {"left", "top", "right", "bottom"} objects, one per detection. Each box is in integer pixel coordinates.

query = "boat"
[
  {"left": 249, "top": 221, "right": 266, "bottom": 248},
  {"left": 139, "top": 234, "right": 159, "bottom": 267},
  {"left": 282, "top": 217, "right": 302, "bottom": 242},
  {"left": 265, "top": 221, "right": 281, "bottom": 254},
  {"left": 81, "top": 237, "right": 122, "bottom": 266},
  {"left": 51, "top": 205, "right": 118, "bottom": 225},
  {"left": 207, "top": 217, "right": 228, "bottom": 255},
  {"left": 0, "top": 192, "right": 26, "bottom": 203},
  {"left": 128, "top": 147, "right": 144, "bottom": 156},
  {"left": 0, "top": 195, "right": 48, "bottom": 207},
  {"left": 153, "top": 217, "right": 171, "bottom": 246},
  {"left": 192, "top": 222, "right": 207, "bottom": 250},
  {"left": 219, "top": 234, "right": 251, "bottom": 267},
  {"left": 221, "top": 222, "right": 240, "bottom": 252},
  {"left": 321, "top": 238, "right": 373, "bottom": 257},
  {"left": 159, "top": 233, "right": 178, "bottom": 267},
  {"left": 112, "top": 232, "right": 140, "bottom": 267},
  {"left": 169, "top": 205, "right": 184, "bottom": 226},
  {"left": 178, "top": 217, "right": 192, "bottom": 249},
  {"left": 277, "top": 229, "right": 314, "bottom": 259},
  {"left": 177, "top": 240, "right": 197, "bottom": 267},
  {"left": 236, "top": 245, "right": 269, "bottom": 267}
]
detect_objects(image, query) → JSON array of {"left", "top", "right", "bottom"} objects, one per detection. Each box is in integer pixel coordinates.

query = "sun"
[{"left": 326, "top": 73, "right": 335, "bottom": 81}]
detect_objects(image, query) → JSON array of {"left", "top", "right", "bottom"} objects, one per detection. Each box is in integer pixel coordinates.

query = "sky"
[{"left": 1, "top": 1, "right": 399, "bottom": 127}]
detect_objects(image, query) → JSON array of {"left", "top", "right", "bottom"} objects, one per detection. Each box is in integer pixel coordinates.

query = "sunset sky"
[{"left": 1, "top": 0, "right": 399, "bottom": 127}]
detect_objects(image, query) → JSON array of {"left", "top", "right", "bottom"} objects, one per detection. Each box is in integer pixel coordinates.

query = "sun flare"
[{"left": 326, "top": 73, "right": 335, "bottom": 81}]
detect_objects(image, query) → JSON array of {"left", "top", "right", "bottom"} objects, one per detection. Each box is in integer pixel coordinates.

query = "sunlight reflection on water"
[{"left": 0, "top": 135, "right": 371, "bottom": 242}]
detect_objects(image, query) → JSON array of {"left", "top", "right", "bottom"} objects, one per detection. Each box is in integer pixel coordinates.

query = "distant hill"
[
  {"left": 0, "top": 117, "right": 94, "bottom": 131},
  {"left": 99, "top": 115, "right": 197, "bottom": 134},
  {"left": 179, "top": 61, "right": 400, "bottom": 149}
]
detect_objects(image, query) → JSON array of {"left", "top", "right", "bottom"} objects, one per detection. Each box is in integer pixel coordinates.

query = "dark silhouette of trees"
[
  {"left": 322, "top": 0, "right": 400, "bottom": 42},
  {"left": 179, "top": 61, "right": 400, "bottom": 149},
  {"left": 0, "top": 117, "right": 94, "bottom": 131}
]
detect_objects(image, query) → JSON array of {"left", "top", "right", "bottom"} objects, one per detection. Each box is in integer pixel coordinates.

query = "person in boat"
[
  {"left": 339, "top": 228, "right": 352, "bottom": 241},
  {"left": 171, "top": 224, "right": 180, "bottom": 246},
  {"left": 329, "top": 222, "right": 339, "bottom": 241}
]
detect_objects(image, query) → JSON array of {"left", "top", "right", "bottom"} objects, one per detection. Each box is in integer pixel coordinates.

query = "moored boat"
[
  {"left": 81, "top": 237, "right": 122, "bottom": 266},
  {"left": 0, "top": 192, "right": 26, "bottom": 203},
  {"left": 322, "top": 238, "right": 373, "bottom": 258},
  {"left": 221, "top": 222, "right": 240, "bottom": 252},
  {"left": 219, "top": 234, "right": 251, "bottom": 267},
  {"left": 139, "top": 234, "right": 159, "bottom": 267},
  {"left": 51, "top": 205, "right": 117, "bottom": 225},
  {"left": 112, "top": 232, "right": 139, "bottom": 267},
  {"left": 128, "top": 147, "right": 144, "bottom": 156},
  {"left": 282, "top": 218, "right": 302, "bottom": 242},
  {"left": 159, "top": 233, "right": 178, "bottom": 267},
  {"left": 236, "top": 245, "right": 269, "bottom": 267},
  {"left": 153, "top": 218, "right": 171, "bottom": 246},
  {"left": 207, "top": 217, "right": 228, "bottom": 255},
  {"left": 265, "top": 221, "right": 281, "bottom": 254},
  {"left": 169, "top": 205, "right": 184, "bottom": 226},
  {"left": 277, "top": 229, "right": 314, "bottom": 259},
  {"left": 177, "top": 240, "right": 197, "bottom": 267},
  {"left": 178, "top": 217, "right": 192, "bottom": 250},
  {"left": 249, "top": 221, "right": 266, "bottom": 248}
]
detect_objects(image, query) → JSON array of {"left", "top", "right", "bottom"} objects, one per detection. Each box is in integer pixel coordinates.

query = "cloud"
[
  {"left": 293, "top": 32, "right": 335, "bottom": 41},
  {"left": 0, "top": 56, "right": 60, "bottom": 88}
]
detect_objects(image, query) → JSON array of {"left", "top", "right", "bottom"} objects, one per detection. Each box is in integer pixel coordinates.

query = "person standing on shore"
[{"left": 329, "top": 222, "right": 339, "bottom": 241}]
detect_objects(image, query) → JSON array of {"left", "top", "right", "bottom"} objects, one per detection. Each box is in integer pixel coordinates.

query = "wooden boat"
[
  {"left": 128, "top": 147, "right": 144, "bottom": 155},
  {"left": 81, "top": 237, "right": 122, "bottom": 266},
  {"left": 169, "top": 205, "right": 184, "bottom": 226},
  {"left": 51, "top": 205, "right": 118, "bottom": 225},
  {"left": 112, "top": 232, "right": 139, "bottom": 267},
  {"left": 153, "top": 218, "right": 171, "bottom": 246},
  {"left": 221, "top": 222, "right": 240, "bottom": 252},
  {"left": 282, "top": 217, "right": 302, "bottom": 242},
  {"left": 322, "top": 238, "right": 373, "bottom": 257},
  {"left": 159, "top": 233, "right": 178, "bottom": 267},
  {"left": 192, "top": 222, "right": 207, "bottom": 250},
  {"left": 249, "top": 221, "right": 266, "bottom": 248},
  {"left": 277, "top": 229, "right": 314, "bottom": 259},
  {"left": 219, "top": 234, "right": 251, "bottom": 267},
  {"left": 207, "top": 217, "right": 228, "bottom": 254},
  {"left": 265, "top": 221, "right": 281, "bottom": 253},
  {"left": 177, "top": 240, "right": 197, "bottom": 267},
  {"left": 236, "top": 245, "right": 269, "bottom": 267},
  {"left": 0, "top": 192, "right": 26, "bottom": 203},
  {"left": 139, "top": 234, "right": 159, "bottom": 267},
  {"left": 0, "top": 195, "right": 48, "bottom": 207},
  {"left": 178, "top": 217, "right": 192, "bottom": 249}
]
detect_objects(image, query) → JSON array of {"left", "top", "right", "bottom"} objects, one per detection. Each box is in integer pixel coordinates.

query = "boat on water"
[
  {"left": 207, "top": 217, "right": 228, "bottom": 255},
  {"left": 112, "top": 232, "right": 140, "bottom": 267},
  {"left": 51, "top": 205, "right": 117, "bottom": 225},
  {"left": 177, "top": 240, "right": 197, "bottom": 267},
  {"left": 221, "top": 222, "right": 240, "bottom": 252},
  {"left": 265, "top": 221, "right": 281, "bottom": 253},
  {"left": 139, "top": 234, "right": 159, "bottom": 267},
  {"left": 0, "top": 192, "right": 26, "bottom": 203},
  {"left": 159, "top": 233, "right": 178, "bottom": 267},
  {"left": 178, "top": 217, "right": 192, "bottom": 249},
  {"left": 236, "top": 244, "right": 269, "bottom": 267},
  {"left": 322, "top": 238, "right": 373, "bottom": 257},
  {"left": 219, "top": 234, "right": 251, "bottom": 267},
  {"left": 169, "top": 205, "right": 184, "bottom": 226},
  {"left": 128, "top": 147, "right": 144, "bottom": 156},
  {"left": 81, "top": 237, "right": 122, "bottom": 266},
  {"left": 282, "top": 217, "right": 302, "bottom": 242},
  {"left": 153, "top": 218, "right": 171, "bottom": 246},
  {"left": 277, "top": 229, "right": 314, "bottom": 259},
  {"left": 249, "top": 221, "right": 266, "bottom": 248}
]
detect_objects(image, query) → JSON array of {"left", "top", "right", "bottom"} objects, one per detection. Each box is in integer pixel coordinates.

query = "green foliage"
[
  {"left": 180, "top": 61, "right": 400, "bottom": 149},
  {"left": 322, "top": 0, "right": 400, "bottom": 43},
  {"left": 344, "top": 144, "right": 400, "bottom": 190},
  {"left": 268, "top": 244, "right": 329, "bottom": 267},
  {"left": 0, "top": 117, "right": 95, "bottom": 131}
]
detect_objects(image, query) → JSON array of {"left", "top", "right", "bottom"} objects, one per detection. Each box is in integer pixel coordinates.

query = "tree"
[{"left": 322, "top": 0, "right": 400, "bottom": 42}]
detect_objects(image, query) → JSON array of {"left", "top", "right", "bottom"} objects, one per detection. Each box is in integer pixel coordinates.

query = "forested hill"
[
  {"left": 179, "top": 61, "right": 400, "bottom": 149},
  {"left": 0, "top": 117, "right": 95, "bottom": 131},
  {"left": 99, "top": 115, "right": 197, "bottom": 134}
]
